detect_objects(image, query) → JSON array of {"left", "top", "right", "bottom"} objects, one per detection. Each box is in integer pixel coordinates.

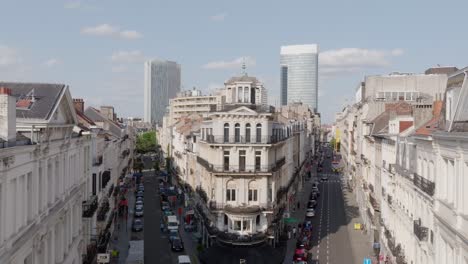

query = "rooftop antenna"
[{"left": 242, "top": 58, "right": 247, "bottom": 76}]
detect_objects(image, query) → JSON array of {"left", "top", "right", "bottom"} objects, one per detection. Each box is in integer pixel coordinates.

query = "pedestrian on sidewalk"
[
  {"left": 293, "top": 227, "right": 296, "bottom": 238},
  {"left": 288, "top": 230, "right": 291, "bottom": 240},
  {"left": 160, "top": 223, "right": 165, "bottom": 232},
  {"left": 297, "top": 201, "right": 300, "bottom": 210}
]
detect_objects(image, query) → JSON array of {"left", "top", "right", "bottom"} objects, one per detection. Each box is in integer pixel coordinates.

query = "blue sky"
[{"left": 0, "top": 0, "right": 467, "bottom": 123}]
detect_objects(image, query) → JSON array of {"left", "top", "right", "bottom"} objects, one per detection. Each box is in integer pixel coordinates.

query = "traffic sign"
[{"left": 363, "top": 258, "right": 371, "bottom": 264}]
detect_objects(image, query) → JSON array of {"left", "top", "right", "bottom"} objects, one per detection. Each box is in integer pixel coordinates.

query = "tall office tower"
[
  {"left": 280, "top": 44, "right": 319, "bottom": 112},
  {"left": 144, "top": 59, "right": 181, "bottom": 125}
]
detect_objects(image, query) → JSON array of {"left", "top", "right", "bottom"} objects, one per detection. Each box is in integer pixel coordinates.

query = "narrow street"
[{"left": 284, "top": 147, "right": 371, "bottom": 264}]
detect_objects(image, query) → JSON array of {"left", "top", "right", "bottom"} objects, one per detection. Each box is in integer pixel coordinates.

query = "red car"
[{"left": 293, "top": 248, "right": 308, "bottom": 261}]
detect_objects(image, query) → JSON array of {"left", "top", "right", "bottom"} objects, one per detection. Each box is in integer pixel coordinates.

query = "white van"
[
  {"left": 166, "top": 215, "right": 179, "bottom": 231},
  {"left": 178, "top": 255, "right": 191, "bottom": 264}
]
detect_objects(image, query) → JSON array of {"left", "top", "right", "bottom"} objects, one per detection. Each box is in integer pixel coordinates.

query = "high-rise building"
[
  {"left": 144, "top": 59, "right": 181, "bottom": 125},
  {"left": 280, "top": 44, "right": 319, "bottom": 112}
]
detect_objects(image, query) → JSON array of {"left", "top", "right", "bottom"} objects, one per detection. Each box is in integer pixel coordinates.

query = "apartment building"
[
  {"left": 161, "top": 73, "right": 318, "bottom": 247},
  {"left": 0, "top": 84, "right": 89, "bottom": 264},
  {"left": 334, "top": 67, "right": 468, "bottom": 264}
]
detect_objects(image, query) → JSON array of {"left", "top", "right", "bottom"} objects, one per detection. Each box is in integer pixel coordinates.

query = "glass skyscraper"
[
  {"left": 144, "top": 59, "right": 181, "bottom": 125},
  {"left": 280, "top": 44, "right": 319, "bottom": 112}
]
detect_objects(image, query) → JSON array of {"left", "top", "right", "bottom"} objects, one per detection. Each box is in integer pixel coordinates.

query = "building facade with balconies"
[
  {"left": 161, "top": 73, "right": 317, "bottom": 247},
  {"left": 0, "top": 84, "right": 89, "bottom": 264}
]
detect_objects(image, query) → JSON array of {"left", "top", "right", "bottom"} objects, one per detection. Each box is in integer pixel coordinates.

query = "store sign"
[{"left": 97, "top": 254, "right": 110, "bottom": 263}]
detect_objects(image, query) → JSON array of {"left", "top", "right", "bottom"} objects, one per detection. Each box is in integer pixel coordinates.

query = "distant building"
[
  {"left": 168, "top": 88, "right": 225, "bottom": 126},
  {"left": 280, "top": 44, "right": 319, "bottom": 112},
  {"left": 144, "top": 59, "right": 181, "bottom": 125}
]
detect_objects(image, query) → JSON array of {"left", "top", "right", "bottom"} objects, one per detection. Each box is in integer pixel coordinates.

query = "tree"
[
  {"left": 330, "top": 137, "right": 336, "bottom": 149},
  {"left": 136, "top": 131, "right": 157, "bottom": 153}
]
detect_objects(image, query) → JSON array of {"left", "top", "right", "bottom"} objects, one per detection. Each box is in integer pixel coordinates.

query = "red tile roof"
[{"left": 414, "top": 101, "right": 443, "bottom": 136}]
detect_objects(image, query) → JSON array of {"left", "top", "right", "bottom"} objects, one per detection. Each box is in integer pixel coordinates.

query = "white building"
[
  {"left": 0, "top": 84, "right": 89, "bottom": 264},
  {"left": 161, "top": 73, "right": 318, "bottom": 247},
  {"left": 168, "top": 88, "right": 225, "bottom": 126},
  {"left": 432, "top": 68, "right": 468, "bottom": 264},
  {"left": 74, "top": 101, "right": 135, "bottom": 263},
  {"left": 144, "top": 59, "right": 181, "bottom": 125},
  {"left": 334, "top": 67, "right": 465, "bottom": 264}
]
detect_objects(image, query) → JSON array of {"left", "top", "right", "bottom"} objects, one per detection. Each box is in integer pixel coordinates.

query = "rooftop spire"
[{"left": 242, "top": 57, "right": 247, "bottom": 76}]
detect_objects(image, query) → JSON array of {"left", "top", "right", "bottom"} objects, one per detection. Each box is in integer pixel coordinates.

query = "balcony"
[
  {"left": 96, "top": 199, "right": 110, "bottom": 222},
  {"left": 209, "top": 202, "right": 274, "bottom": 214},
  {"left": 121, "top": 149, "right": 130, "bottom": 158},
  {"left": 93, "top": 155, "right": 103, "bottom": 166},
  {"left": 395, "top": 164, "right": 413, "bottom": 181},
  {"left": 82, "top": 196, "right": 98, "bottom": 218},
  {"left": 413, "top": 173, "right": 435, "bottom": 196},
  {"left": 197, "top": 156, "right": 285, "bottom": 174},
  {"left": 413, "top": 219, "right": 429, "bottom": 241},
  {"left": 387, "top": 195, "right": 393, "bottom": 206},
  {"left": 202, "top": 135, "right": 286, "bottom": 145},
  {"left": 217, "top": 231, "right": 267, "bottom": 246}
]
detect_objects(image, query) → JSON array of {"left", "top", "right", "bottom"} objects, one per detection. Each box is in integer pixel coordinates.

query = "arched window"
[
  {"left": 256, "top": 124, "right": 262, "bottom": 143},
  {"left": 226, "top": 180, "right": 236, "bottom": 202},
  {"left": 245, "top": 123, "right": 251, "bottom": 143},
  {"left": 224, "top": 123, "right": 229, "bottom": 143},
  {"left": 234, "top": 123, "right": 240, "bottom": 143},
  {"left": 248, "top": 181, "right": 258, "bottom": 202}
]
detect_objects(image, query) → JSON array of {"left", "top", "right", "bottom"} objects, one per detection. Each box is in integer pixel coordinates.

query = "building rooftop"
[
  {"left": 0, "top": 82, "right": 65, "bottom": 120},
  {"left": 225, "top": 75, "right": 260, "bottom": 84},
  {"left": 281, "top": 44, "right": 318, "bottom": 55}
]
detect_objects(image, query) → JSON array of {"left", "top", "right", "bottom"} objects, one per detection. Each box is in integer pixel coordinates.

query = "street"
[{"left": 284, "top": 147, "right": 371, "bottom": 264}]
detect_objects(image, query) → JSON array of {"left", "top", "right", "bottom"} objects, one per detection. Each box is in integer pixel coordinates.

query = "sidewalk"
[
  {"left": 109, "top": 182, "right": 136, "bottom": 264},
  {"left": 282, "top": 178, "right": 314, "bottom": 263},
  {"left": 341, "top": 180, "right": 375, "bottom": 264}
]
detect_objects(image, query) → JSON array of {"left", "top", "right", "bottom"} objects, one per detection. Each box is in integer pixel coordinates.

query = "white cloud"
[
  {"left": 43, "top": 58, "right": 60, "bottom": 67},
  {"left": 81, "top": 24, "right": 143, "bottom": 40},
  {"left": 210, "top": 13, "right": 227, "bottom": 21},
  {"left": 320, "top": 48, "right": 404, "bottom": 76},
  {"left": 0, "top": 45, "right": 21, "bottom": 67},
  {"left": 64, "top": 1, "right": 81, "bottom": 9},
  {"left": 81, "top": 24, "right": 118, "bottom": 36},
  {"left": 202, "top": 56, "right": 255, "bottom": 70},
  {"left": 119, "top": 30, "right": 142, "bottom": 40}
]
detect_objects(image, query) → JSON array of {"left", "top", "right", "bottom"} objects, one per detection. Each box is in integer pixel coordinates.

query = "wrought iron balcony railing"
[
  {"left": 197, "top": 156, "right": 285, "bottom": 173},
  {"left": 82, "top": 196, "right": 98, "bottom": 218},
  {"left": 413, "top": 173, "right": 435, "bottom": 196},
  {"left": 413, "top": 219, "right": 429, "bottom": 241},
  {"left": 202, "top": 135, "right": 286, "bottom": 145}
]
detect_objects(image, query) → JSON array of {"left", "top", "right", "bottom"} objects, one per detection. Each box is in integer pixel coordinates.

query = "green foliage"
[
  {"left": 330, "top": 137, "right": 336, "bottom": 149},
  {"left": 136, "top": 131, "right": 157, "bottom": 153}
]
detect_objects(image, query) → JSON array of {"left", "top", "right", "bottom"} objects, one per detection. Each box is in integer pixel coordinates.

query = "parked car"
[
  {"left": 132, "top": 219, "right": 143, "bottom": 232},
  {"left": 161, "top": 201, "right": 171, "bottom": 211},
  {"left": 135, "top": 199, "right": 143, "bottom": 207},
  {"left": 293, "top": 248, "right": 308, "bottom": 261},
  {"left": 136, "top": 191, "right": 144, "bottom": 198},
  {"left": 169, "top": 229, "right": 180, "bottom": 242},
  {"left": 135, "top": 205, "right": 144, "bottom": 217},
  {"left": 306, "top": 208, "right": 315, "bottom": 217},
  {"left": 321, "top": 176, "right": 328, "bottom": 181},
  {"left": 171, "top": 237, "right": 184, "bottom": 252},
  {"left": 308, "top": 200, "right": 317, "bottom": 208},
  {"left": 309, "top": 192, "right": 318, "bottom": 200}
]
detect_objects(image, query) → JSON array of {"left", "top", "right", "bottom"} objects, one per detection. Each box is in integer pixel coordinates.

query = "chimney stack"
[
  {"left": 73, "top": 98, "right": 84, "bottom": 113},
  {"left": 0, "top": 87, "right": 16, "bottom": 147}
]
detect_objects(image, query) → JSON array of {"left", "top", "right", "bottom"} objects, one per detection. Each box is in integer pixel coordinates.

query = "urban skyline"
[
  {"left": 2, "top": 1, "right": 468, "bottom": 123},
  {"left": 1, "top": 1, "right": 468, "bottom": 264}
]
